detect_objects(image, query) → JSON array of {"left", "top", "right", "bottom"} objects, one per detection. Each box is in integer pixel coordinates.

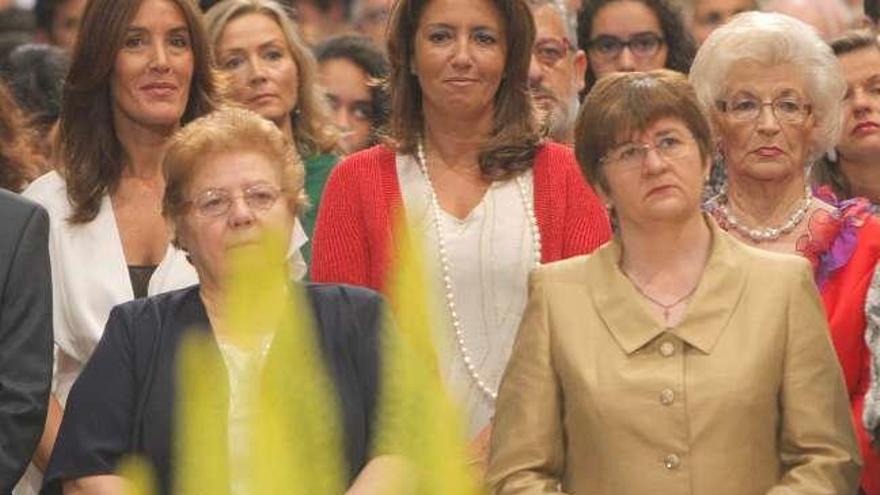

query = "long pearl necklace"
[
  {"left": 416, "top": 139, "right": 541, "bottom": 403},
  {"left": 712, "top": 184, "right": 812, "bottom": 242}
]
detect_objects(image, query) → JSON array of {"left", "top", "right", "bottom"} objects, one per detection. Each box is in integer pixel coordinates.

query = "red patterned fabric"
[
  {"left": 821, "top": 217, "right": 880, "bottom": 495},
  {"left": 310, "top": 142, "right": 612, "bottom": 292}
]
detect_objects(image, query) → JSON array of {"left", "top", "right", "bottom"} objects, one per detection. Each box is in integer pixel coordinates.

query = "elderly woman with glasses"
[
  {"left": 487, "top": 69, "right": 860, "bottom": 494},
  {"left": 42, "top": 108, "right": 391, "bottom": 495},
  {"left": 576, "top": 0, "right": 695, "bottom": 93},
  {"left": 691, "top": 12, "right": 880, "bottom": 494}
]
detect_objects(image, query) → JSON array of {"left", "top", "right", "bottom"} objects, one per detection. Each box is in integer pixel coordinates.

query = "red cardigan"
[
  {"left": 310, "top": 143, "right": 612, "bottom": 292},
  {"left": 821, "top": 219, "right": 880, "bottom": 495}
]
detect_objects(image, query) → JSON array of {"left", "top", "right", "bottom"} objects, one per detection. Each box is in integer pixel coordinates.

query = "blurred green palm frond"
[{"left": 373, "top": 211, "right": 486, "bottom": 495}]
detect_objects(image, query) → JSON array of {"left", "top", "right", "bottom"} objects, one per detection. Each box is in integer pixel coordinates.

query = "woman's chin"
[{"left": 735, "top": 159, "right": 800, "bottom": 183}]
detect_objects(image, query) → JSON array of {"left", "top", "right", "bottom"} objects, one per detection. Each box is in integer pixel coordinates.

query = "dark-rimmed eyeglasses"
[
  {"left": 187, "top": 183, "right": 283, "bottom": 218},
  {"left": 587, "top": 32, "right": 664, "bottom": 61},
  {"left": 716, "top": 95, "right": 812, "bottom": 125}
]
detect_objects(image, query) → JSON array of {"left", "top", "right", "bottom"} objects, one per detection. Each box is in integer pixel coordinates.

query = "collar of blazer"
[{"left": 590, "top": 216, "right": 748, "bottom": 355}]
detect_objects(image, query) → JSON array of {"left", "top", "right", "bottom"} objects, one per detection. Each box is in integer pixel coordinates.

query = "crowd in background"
[{"left": 1, "top": 0, "right": 880, "bottom": 493}]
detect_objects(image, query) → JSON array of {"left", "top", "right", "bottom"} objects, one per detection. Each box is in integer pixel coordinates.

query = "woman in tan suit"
[{"left": 487, "top": 70, "right": 862, "bottom": 494}]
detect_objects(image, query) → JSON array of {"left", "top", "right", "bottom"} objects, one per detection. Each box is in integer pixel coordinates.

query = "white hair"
[
  {"left": 528, "top": 0, "right": 578, "bottom": 45},
  {"left": 688, "top": 11, "right": 846, "bottom": 156}
]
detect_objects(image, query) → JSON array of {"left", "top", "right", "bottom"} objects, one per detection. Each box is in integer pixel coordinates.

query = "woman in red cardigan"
[{"left": 311, "top": 0, "right": 611, "bottom": 470}]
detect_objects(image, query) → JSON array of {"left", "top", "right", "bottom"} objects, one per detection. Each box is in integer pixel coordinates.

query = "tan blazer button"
[
  {"left": 664, "top": 453, "right": 681, "bottom": 470},
  {"left": 659, "top": 341, "right": 676, "bottom": 357},
  {"left": 660, "top": 388, "right": 675, "bottom": 405}
]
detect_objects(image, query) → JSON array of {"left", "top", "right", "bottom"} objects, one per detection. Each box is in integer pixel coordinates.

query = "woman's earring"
[{"left": 825, "top": 148, "right": 838, "bottom": 163}]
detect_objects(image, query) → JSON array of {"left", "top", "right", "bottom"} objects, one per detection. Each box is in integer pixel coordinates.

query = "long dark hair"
[
  {"left": 61, "top": 0, "right": 220, "bottom": 224},
  {"left": 386, "top": 0, "right": 540, "bottom": 180},
  {"left": 577, "top": 0, "right": 696, "bottom": 92}
]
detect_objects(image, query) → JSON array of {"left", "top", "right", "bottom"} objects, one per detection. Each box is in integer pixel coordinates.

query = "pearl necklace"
[
  {"left": 415, "top": 139, "right": 541, "bottom": 404},
  {"left": 712, "top": 184, "right": 813, "bottom": 242}
]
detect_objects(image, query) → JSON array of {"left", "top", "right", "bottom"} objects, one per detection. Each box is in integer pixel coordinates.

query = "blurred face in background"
[
  {"left": 319, "top": 57, "right": 374, "bottom": 154},
  {"left": 762, "top": 0, "right": 849, "bottom": 39},
  {"left": 528, "top": 2, "right": 586, "bottom": 143},
  {"left": 353, "top": 0, "right": 393, "bottom": 49},
  {"left": 689, "top": 0, "right": 756, "bottom": 45},
  {"left": 836, "top": 46, "right": 880, "bottom": 163},
  {"left": 48, "top": 0, "right": 88, "bottom": 51},
  {"left": 288, "top": 0, "right": 347, "bottom": 45},
  {"left": 587, "top": 0, "right": 668, "bottom": 80}
]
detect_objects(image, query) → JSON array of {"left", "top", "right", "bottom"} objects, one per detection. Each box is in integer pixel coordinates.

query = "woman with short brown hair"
[{"left": 489, "top": 69, "right": 861, "bottom": 495}]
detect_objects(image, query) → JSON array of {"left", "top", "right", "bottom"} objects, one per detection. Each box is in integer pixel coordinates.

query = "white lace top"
[{"left": 396, "top": 153, "right": 536, "bottom": 436}]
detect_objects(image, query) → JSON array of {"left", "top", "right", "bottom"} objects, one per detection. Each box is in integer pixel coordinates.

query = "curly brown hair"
[{"left": 0, "top": 81, "right": 45, "bottom": 193}]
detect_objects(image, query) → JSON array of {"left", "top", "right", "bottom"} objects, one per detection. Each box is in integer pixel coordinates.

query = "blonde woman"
[{"left": 205, "top": 0, "right": 339, "bottom": 261}]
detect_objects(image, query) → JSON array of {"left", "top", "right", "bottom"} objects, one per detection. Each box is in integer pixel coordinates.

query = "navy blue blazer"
[{"left": 43, "top": 283, "right": 383, "bottom": 494}]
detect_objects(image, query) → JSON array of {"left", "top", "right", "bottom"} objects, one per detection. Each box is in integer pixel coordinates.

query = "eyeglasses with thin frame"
[
  {"left": 587, "top": 32, "right": 664, "bottom": 61},
  {"left": 187, "top": 183, "right": 283, "bottom": 218},
  {"left": 533, "top": 36, "right": 574, "bottom": 68},
  {"left": 600, "top": 133, "right": 695, "bottom": 168},
  {"left": 716, "top": 94, "right": 812, "bottom": 125}
]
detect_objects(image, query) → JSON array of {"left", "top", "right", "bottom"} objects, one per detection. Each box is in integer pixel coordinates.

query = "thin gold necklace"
[{"left": 619, "top": 266, "right": 699, "bottom": 324}]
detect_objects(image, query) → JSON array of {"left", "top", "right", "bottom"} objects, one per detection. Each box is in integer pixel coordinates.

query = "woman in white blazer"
[{"left": 18, "top": 1, "right": 301, "bottom": 493}]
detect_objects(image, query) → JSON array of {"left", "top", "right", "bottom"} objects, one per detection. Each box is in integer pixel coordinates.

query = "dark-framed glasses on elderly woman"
[
  {"left": 587, "top": 32, "right": 664, "bottom": 61},
  {"left": 533, "top": 36, "right": 574, "bottom": 67},
  {"left": 188, "top": 183, "right": 283, "bottom": 218},
  {"left": 717, "top": 95, "right": 812, "bottom": 124},
  {"left": 600, "top": 134, "right": 694, "bottom": 168}
]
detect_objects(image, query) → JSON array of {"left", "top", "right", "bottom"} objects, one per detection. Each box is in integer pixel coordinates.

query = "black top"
[
  {"left": 42, "top": 284, "right": 383, "bottom": 494},
  {"left": 127, "top": 265, "right": 158, "bottom": 299}
]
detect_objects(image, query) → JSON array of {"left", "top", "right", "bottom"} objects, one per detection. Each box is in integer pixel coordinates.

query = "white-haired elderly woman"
[{"left": 690, "top": 12, "right": 880, "bottom": 494}]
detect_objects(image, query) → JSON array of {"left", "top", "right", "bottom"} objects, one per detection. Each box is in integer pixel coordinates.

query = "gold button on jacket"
[{"left": 487, "top": 223, "right": 862, "bottom": 495}]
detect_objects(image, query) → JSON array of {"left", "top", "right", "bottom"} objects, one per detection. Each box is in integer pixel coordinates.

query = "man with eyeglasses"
[{"left": 527, "top": 0, "right": 586, "bottom": 145}]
